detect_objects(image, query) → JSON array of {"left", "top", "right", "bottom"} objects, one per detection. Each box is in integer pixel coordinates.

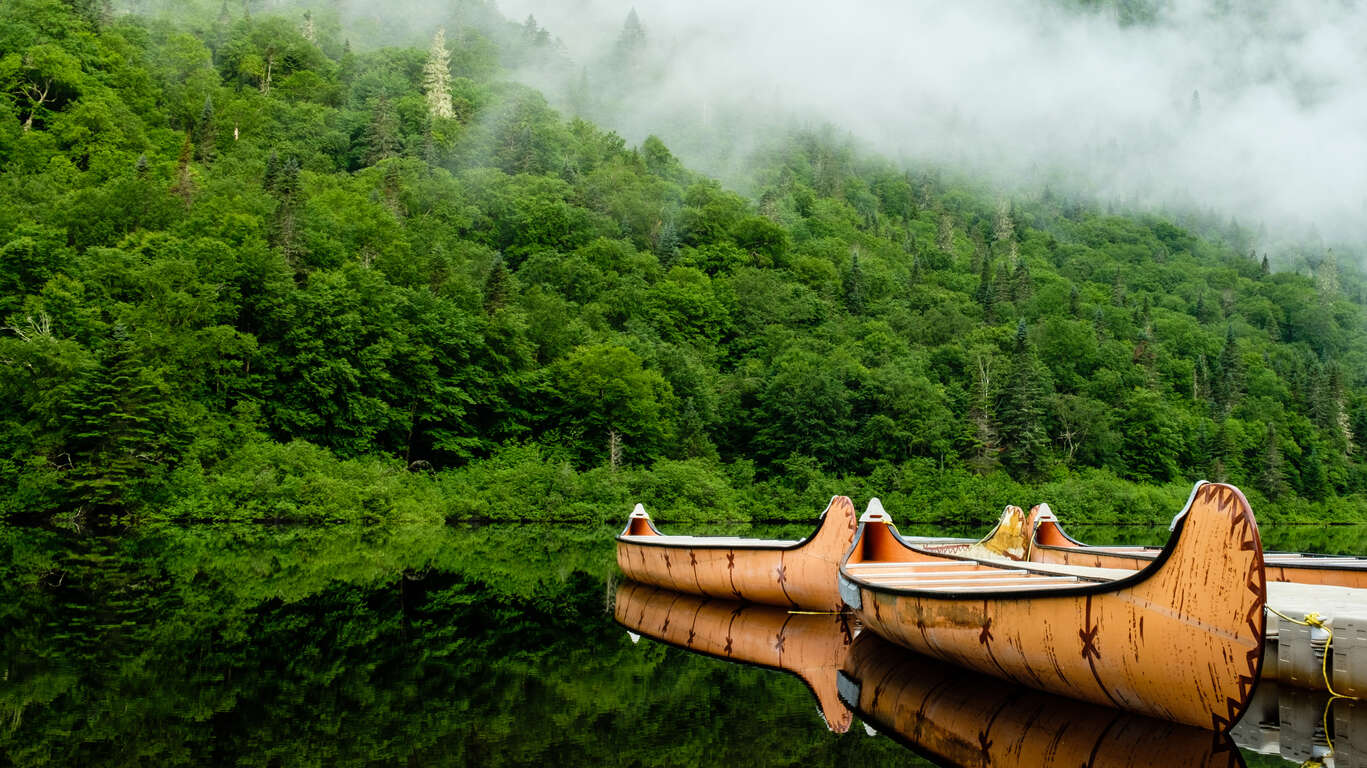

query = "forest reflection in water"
[{"left": 2, "top": 520, "right": 1365, "bottom": 767}]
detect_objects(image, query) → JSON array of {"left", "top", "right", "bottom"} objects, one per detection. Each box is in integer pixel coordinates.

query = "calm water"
[{"left": 2, "top": 520, "right": 1364, "bottom": 767}]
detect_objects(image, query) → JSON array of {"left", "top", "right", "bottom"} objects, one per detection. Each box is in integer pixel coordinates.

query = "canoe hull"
[
  {"left": 841, "top": 482, "right": 1266, "bottom": 730},
  {"left": 615, "top": 496, "right": 857, "bottom": 611}
]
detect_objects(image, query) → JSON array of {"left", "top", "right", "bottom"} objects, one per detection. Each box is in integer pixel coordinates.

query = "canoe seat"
[
  {"left": 910, "top": 576, "right": 1082, "bottom": 593},
  {"left": 618, "top": 535, "right": 801, "bottom": 547}
]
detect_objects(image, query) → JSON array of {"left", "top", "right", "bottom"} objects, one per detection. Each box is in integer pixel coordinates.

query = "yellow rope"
[{"left": 1266, "top": 606, "right": 1362, "bottom": 759}]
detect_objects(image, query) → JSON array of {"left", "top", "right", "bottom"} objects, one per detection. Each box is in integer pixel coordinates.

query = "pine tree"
[
  {"left": 1260, "top": 254, "right": 1270, "bottom": 276},
  {"left": 1068, "top": 284, "right": 1079, "bottom": 316},
  {"left": 423, "top": 29, "right": 455, "bottom": 121}
]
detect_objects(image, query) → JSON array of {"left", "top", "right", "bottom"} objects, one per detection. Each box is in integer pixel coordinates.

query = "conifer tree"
[
  {"left": 170, "top": 131, "right": 195, "bottom": 208},
  {"left": 1257, "top": 423, "right": 1287, "bottom": 499},
  {"left": 62, "top": 326, "right": 166, "bottom": 513},
  {"left": 423, "top": 29, "right": 455, "bottom": 121},
  {"left": 365, "top": 96, "right": 402, "bottom": 164},
  {"left": 197, "top": 96, "right": 216, "bottom": 164},
  {"left": 997, "top": 319, "right": 1051, "bottom": 479},
  {"left": 484, "top": 254, "right": 511, "bottom": 314},
  {"left": 1215, "top": 326, "right": 1242, "bottom": 412},
  {"left": 845, "top": 248, "right": 865, "bottom": 314}
]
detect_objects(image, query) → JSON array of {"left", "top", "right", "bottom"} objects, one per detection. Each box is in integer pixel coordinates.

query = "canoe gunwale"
[
  {"left": 839, "top": 487, "right": 1203, "bottom": 601},
  {"left": 1031, "top": 510, "right": 1367, "bottom": 574},
  {"left": 614, "top": 495, "right": 847, "bottom": 552}
]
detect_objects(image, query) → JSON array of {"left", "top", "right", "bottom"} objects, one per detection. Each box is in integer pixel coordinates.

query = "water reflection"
[
  {"left": 4, "top": 523, "right": 1365, "bottom": 767},
  {"left": 840, "top": 631, "right": 1245, "bottom": 767},
  {"left": 614, "top": 580, "right": 855, "bottom": 732}
]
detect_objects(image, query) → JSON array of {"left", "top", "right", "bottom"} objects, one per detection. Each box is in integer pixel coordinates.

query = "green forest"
[{"left": 4, "top": 0, "right": 1367, "bottom": 528}]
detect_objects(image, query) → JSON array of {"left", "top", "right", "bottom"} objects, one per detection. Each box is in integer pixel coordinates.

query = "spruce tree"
[
  {"left": 997, "top": 320, "right": 1051, "bottom": 479},
  {"left": 845, "top": 249, "right": 865, "bottom": 314},
  {"left": 484, "top": 254, "right": 511, "bottom": 314},
  {"left": 1257, "top": 423, "right": 1287, "bottom": 499},
  {"left": 62, "top": 327, "right": 165, "bottom": 513},
  {"left": 365, "top": 96, "right": 402, "bottom": 164}
]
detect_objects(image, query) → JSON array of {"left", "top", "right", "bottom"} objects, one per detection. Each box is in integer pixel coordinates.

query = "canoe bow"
[{"left": 838, "top": 481, "right": 1267, "bottom": 730}]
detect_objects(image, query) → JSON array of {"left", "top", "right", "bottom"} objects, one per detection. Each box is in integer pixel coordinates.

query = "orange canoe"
[
  {"left": 837, "top": 481, "right": 1267, "bottom": 730},
  {"left": 613, "top": 579, "right": 855, "bottom": 732},
  {"left": 615, "top": 496, "right": 858, "bottom": 611},
  {"left": 840, "top": 631, "right": 1245, "bottom": 767},
  {"left": 1024, "top": 503, "right": 1367, "bottom": 589}
]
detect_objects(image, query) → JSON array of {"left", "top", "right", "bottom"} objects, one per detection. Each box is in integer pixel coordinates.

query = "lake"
[{"left": 2, "top": 520, "right": 1363, "bottom": 766}]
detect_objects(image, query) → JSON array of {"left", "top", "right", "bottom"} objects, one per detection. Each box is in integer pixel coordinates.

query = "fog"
[{"left": 494, "top": 0, "right": 1366, "bottom": 247}]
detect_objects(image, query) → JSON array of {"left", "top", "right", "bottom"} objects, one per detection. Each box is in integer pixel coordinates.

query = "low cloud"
[{"left": 500, "top": 0, "right": 1367, "bottom": 247}]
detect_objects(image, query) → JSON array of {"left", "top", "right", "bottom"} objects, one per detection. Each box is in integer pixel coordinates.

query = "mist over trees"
[{"left": 1, "top": 0, "right": 1367, "bottom": 527}]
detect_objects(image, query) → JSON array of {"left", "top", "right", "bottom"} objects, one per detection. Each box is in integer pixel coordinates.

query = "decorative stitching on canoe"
[
  {"left": 1080, "top": 595, "right": 1124, "bottom": 709},
  {"left": 775, "top": 556, "right": 798, "bottom": 608},
  {"left": 726, "top": 550, "right": 743, "bottom": 600}
]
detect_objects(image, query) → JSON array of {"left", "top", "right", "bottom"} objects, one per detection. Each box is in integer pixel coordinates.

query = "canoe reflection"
[
  {"left": 840, "top": 632, "right": 1245, "bottom": 767},
  {"left": 613, "top": 579, "right": 855, "bottom": 733}
]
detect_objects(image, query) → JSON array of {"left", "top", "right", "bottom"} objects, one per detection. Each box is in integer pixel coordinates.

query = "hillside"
[{"left": 2, "top": 0, "right": 1366, "bottom": 526}]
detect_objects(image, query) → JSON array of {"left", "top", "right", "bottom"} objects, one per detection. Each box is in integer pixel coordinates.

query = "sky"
[{"left": 497, "top": 0, "right": 1367, "bottom": 248}]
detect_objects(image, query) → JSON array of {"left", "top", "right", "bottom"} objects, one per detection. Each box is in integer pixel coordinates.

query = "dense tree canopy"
[{"left": 3, "top": 0, "right": 1367, "bottom": 526}]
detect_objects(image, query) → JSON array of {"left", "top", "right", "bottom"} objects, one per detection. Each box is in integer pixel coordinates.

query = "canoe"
[
  {"left": 839, "top": 631, "right": 1245, "bottom": 767},
  {"left": 836, "top": 481, "right": 1267, "bottom": 729},
  {"left": 615, "top": 496, "right": 858, "bottom": 611},
  {"left": 1025, "top": 503, "right": 1367, "bottom": 589},
  {"left": 613, "top": 579, "right": 854, "bottom": 732}
]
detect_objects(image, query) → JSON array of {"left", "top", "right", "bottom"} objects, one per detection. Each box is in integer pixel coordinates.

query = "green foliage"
[{"left": 2, "top": 0, "right": 1367, "bottom": 527}]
